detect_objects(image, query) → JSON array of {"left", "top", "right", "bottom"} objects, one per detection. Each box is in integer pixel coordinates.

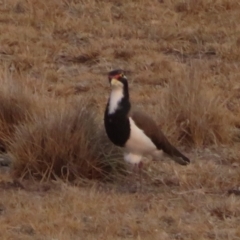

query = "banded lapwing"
[{"left": 104, "top": 69, "right": 190, "bottom": 186}]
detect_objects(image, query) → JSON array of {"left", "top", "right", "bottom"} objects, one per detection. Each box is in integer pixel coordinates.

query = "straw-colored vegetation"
[{"left": 0, "top": 0, "right": 240, "bottom": 239}]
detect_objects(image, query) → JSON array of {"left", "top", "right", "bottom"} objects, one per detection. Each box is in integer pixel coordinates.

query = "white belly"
[
  {"left": 125, "top": 118, "right": 157, "bottom": 155},
  {"left": 124, "top": 152, "right": 142, "bottom": 165}
]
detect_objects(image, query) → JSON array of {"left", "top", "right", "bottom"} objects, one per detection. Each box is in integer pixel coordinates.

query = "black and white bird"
[{"left": 104, "top": 69, "right": 190, "bottom": 175}]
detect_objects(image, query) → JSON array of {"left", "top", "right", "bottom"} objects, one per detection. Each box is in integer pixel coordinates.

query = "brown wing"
[{"left": 129, "top": 111, "right": 190, "bottom": 165}]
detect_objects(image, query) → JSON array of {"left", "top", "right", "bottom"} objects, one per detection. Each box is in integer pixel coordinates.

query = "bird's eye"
[{"left": 120, "top": 73, "right": 126, "bottom": 78}]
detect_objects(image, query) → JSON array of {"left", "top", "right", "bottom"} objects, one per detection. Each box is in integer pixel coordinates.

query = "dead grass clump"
[
  {"left": 10, "top": 98, "right": 123, "bottom": 181},
  {"left": 113, "top": 48, "right": 133, "bottom": 61},
  {"left": 208, "top": 196, "right": 240, "bottom": 220},
  {"left": 55, "top": 46, "right": 100, "bottom": 66},
  {"left": 158, "top": 66, "right": 234, "bottom": 147},
  {"left": 0, "top": 75, "right": 34, "bottom": 152},
  {"left": 173, "top": 0, "right": 238, "bottom": 13},
  {"left": 47, "top": 83, "right": 90, "bottom": 97}
]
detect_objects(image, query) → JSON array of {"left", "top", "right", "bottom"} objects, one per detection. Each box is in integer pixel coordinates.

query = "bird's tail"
[{"left": 160, "top": 138, "right": 190, "bottom": 165}]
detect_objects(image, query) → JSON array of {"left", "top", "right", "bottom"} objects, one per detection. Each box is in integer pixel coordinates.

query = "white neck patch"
[{"left": 108, "top": 87, "right": 124, "bottom": 114}]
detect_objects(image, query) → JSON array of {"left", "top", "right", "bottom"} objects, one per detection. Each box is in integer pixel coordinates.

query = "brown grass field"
[{"left": 1, "top": 0, "right": 240, "bottom": 239}]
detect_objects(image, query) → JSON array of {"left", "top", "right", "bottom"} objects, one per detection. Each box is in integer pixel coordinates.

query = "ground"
[{"left": 0, "top": 0, "right": 240, "bottom": 239}]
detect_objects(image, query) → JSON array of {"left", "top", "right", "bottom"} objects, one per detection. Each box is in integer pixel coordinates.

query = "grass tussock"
[
  {"left": 10, "top": 98, "right": 123, "bottom": 181},
  {"left": 0, "top": 74, "right": 35, "bottom": 152},
  {"left": 158, "top": 65, "right": 235, "bottom": 147}
]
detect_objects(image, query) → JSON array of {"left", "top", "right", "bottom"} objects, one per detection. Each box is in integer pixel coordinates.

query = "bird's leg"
[
  {"left": 132, "top": 163, "right": 138, "bottom": 186},
  {"left": 138, "top": 161, "right": 143, "bottom": 192},
  {"left": 123, "top": 163, "right": 136, "bottom": 189},
  {"left": 123, "top": 152, "right": 143, "bottom": 193},
  {"left": 127, "top": 162, "right": 143, "bottom": 192},
  {"left": 128, "top": 163, "right": 142, "bottom": 193}
]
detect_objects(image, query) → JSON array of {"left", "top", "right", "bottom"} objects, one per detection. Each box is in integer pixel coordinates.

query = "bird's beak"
[{"left": 110, "top": 78, "right": 122, "bottom": 87}]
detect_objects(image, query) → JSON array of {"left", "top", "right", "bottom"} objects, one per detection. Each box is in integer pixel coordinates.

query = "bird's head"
[{"left": 108, "top": 69, "right": 128, "bottom": 89}]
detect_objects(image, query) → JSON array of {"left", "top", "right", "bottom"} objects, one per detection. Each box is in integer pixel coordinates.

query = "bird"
[{"left": 104, "top": 69, "right": 190, "bottom": 187}]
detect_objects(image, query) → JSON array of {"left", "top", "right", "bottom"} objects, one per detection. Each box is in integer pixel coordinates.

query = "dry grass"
[
  {"left": 0, "top": 71, "right": 35, "bottom": 152},
  {"left": 0, "top": 0, "right": 240, "bottom": 239},
  {"left": 1, "top": 157, "right": 240, "bottom": 240},
  {"left": 155, "top": 65, "right": 235, "bottom": 147},
  {"left": 0, "top": 73, "right": 123, "bottom": 181},
  {"left": 10, "top": 98, "right": 123, "bottom": 181}
]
